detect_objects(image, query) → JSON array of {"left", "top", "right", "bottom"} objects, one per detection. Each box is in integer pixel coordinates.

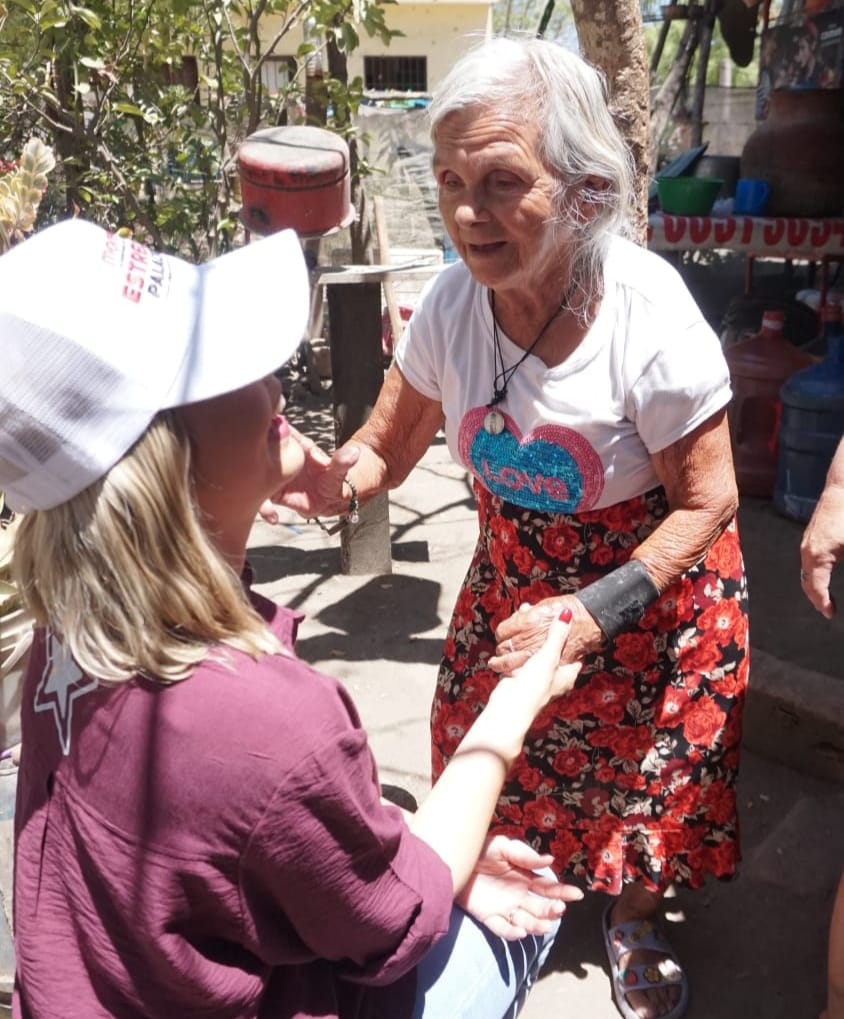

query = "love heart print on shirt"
[{"left": 459, "top": 406, "right": 605, "bottom": 513}]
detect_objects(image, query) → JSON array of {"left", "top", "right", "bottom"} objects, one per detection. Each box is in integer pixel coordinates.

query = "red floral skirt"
[{"left": 431, "top": 482, "right": 749, "bottom": 894}]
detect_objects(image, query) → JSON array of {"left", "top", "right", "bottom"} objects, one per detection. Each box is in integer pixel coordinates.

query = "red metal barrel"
[{"left": 237, "top": 125, "right": 353, "bottom": 237}]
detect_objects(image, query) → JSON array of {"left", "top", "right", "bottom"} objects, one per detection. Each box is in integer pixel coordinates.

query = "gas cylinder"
[
  {"left": 774, "top": 297, "right": 844, "bottom": 521},
  {"left": 725, "top": 309, "right": 814, "bottom": 498}
]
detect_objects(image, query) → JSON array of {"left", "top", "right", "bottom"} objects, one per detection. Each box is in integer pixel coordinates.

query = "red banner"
[{"left": 648, "top": 214, "right": 844, "bottom": 257}]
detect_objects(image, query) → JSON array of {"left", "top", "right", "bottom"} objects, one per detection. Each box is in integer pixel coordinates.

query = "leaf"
[
  {"left": 340, "top": 21, "right": 359, "bottom": 51},
  {"left": 113, "top": 102, "right": 146, "bottom": 117},
  {"left": 33, "top": 11, "right": 68, "bottom": 29},
  {"left": 68, "top": 4, "right": 102, "bottom": 30}
]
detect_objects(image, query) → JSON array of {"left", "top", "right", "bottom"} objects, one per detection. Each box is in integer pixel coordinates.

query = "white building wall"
[
  {"left": 347, "top": 3, "right": 492, "bottom": 92},
  {"left": 259, "top": 2, "right": 491, "bottom": 95}
]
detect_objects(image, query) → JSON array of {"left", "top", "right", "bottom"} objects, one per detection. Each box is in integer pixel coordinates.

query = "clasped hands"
[
  {"left": 489, "top": 596, "right": 604, "bottom": 680},
  {"left": 458, "top": 834, "right": 583, "bottom": 940}
]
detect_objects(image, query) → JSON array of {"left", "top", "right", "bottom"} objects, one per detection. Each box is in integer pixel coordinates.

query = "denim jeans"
[{"left": 410, "top": 900, "right": 560, "bottom": 1019}]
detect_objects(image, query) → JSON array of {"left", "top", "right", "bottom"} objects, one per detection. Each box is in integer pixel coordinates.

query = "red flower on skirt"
[
  {"left": 582, "top": 787, "right": 611, "bottom": 816},
  {"left": 705, "top": 530, "right": 744, "bottom": 576},
  {"left": 614, "top": 630, "right": 660, "bottom": 672},
  {"left": 700, "top": 779, "right": 737, "bottom": 825},
  {"left": 523, "top": 795, "right": 573, "bottom": 831},
  {"left": 656, "top": 686, "right": 692, "bottom": 728},
  {"left": 682, "top": 696, "right": 727, "bottom": 746},
  {"left": 512, "top": 543, "right": 537, "bottom": 575},
  {"left": 699, "top": 597, "right": 748, "bottom": 648},
  {"left": 552, "top": 745, "right": 590, "bottom": 777},
  {"left": 432, "top": 699, "right": 478, "bottom": 757},
  {"left": 541, "top": 523, "right": 584, "bottom": 562},
  {"left": 549, "top": 829, "right": 583, "bottom": 867},
  {"left": 577, "top": 672, "right": 635, "bottom": 725},
  {"left": 590, "top": 543, "right": 615, "bottom": 566},
  {"left": 509, "top": 760, "right": 547, "bottom": 792},
  {"left": 615, "top": 770, "right": 647, "bottom": 791},
  {"left": 587, "top": 723, "right": 653, "bottom": 760},
  {"left": 692, "top": 572, "right": 724, "bottom": 607},
  {"left": 643, "top": 576, "right": 697, "bottom": 632},
  {"left": 677, "top": 636, "right": 723, "bottom": 675}
]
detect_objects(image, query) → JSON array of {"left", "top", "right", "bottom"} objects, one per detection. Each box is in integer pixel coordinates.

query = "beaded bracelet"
[
  {"left": 310, "top": 476, "right": 360, "bottom": 535},
  {"left": 344, "top": 477, "right": 360, "bottom": 524}
]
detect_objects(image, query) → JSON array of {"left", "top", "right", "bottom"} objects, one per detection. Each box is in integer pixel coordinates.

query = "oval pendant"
[{"left": 484, "top": 409, "right": 506, "bottom": 435}]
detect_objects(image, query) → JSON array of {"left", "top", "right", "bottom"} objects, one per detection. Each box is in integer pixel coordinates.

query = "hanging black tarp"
[{"left": 717, "top": 0, "right": 763, "bottom": 66}]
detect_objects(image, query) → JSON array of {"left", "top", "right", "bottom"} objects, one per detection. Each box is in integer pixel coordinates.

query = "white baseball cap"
[{"left": 0, "top": 218, "right": 309, "bottom": 511}]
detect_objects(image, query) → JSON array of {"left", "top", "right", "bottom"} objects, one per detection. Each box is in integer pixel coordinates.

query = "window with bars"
[{"left": 364, "top": 56, "right": 428, "bottom": 92}]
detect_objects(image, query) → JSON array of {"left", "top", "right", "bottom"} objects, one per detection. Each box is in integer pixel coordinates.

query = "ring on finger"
[
  {"left": 506, "top": 638, "right": 515, "bottom": 654},
  {"left": 507, "top": 909, "right": 517, "bottom": 926},
  {"left": 800, "top": 570, "right": 808, "bottom": 581}
]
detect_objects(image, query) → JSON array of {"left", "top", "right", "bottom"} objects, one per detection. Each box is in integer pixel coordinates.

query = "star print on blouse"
[
  {"left": 457, "top": 406, "right": 605, "bottom": 513},
  {"left": 34, "top": 629, "right": 98, "bottom": 755}
]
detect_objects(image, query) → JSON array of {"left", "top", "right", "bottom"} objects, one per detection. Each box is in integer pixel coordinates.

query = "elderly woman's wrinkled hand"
[{"left": 490, "top": 596, "right": 604, "bottom": 676}]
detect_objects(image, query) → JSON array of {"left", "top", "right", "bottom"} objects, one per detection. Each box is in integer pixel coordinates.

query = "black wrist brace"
[{"left": 576, "top": 560, "right": 660, "bottom": 640}]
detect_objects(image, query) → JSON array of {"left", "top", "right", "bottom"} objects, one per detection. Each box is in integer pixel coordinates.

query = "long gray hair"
[{"left": 429, "top": 37, "right": 635, "bottom": 316}]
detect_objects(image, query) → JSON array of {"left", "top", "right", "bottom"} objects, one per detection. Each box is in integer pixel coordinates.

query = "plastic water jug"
[
  {"left": 725, "top": 310, "right": 814, "bottom": 498},
  {"left": 774, "top": 297, "right": 844, "bottom": 521}
]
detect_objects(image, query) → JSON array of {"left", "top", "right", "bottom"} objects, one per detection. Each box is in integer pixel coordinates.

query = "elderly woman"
[{"left": 276, "top": 37, "right": 748, "bottom": 1019}]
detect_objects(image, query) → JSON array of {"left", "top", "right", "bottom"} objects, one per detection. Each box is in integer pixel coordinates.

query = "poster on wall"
[{"left": 756, "top": 7, "right": 844, "bottom": 118}]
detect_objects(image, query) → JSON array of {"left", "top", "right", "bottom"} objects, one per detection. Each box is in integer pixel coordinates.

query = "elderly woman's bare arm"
[
  {"left": 631, "top": 408, "right": 738, "bottom": 589},
  {"left": 491, "top": 409, "right": 738, "bottom": 670},
  {"left": 346, "top": 363, "right": 445, "bottom": 496}
]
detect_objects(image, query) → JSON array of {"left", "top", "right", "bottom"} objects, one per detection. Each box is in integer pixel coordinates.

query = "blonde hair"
[{"left": 13, "top": 411, "right": 283, "bottom": 684}]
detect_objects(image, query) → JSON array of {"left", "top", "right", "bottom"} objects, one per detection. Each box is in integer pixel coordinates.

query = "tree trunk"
[
  {"left": 325, "top": 29, "right": 373, "bottom": 265},
  {"left": 570, "top": 0, "right": 650, "bottom": 245}
]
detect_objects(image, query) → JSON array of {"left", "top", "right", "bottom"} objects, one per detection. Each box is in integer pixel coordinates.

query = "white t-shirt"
[{"left": 395, "top": 236, "right": 731, "bottom": 513}]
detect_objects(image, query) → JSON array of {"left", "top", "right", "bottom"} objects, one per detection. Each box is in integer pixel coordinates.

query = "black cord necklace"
[{"left": 483, "top": 289, "right": 569, "bottom": 435}]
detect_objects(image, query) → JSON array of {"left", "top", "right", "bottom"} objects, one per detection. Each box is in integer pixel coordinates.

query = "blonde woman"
[{"left": 1, "top": 219, "right": 584, "bottom": 1019}]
